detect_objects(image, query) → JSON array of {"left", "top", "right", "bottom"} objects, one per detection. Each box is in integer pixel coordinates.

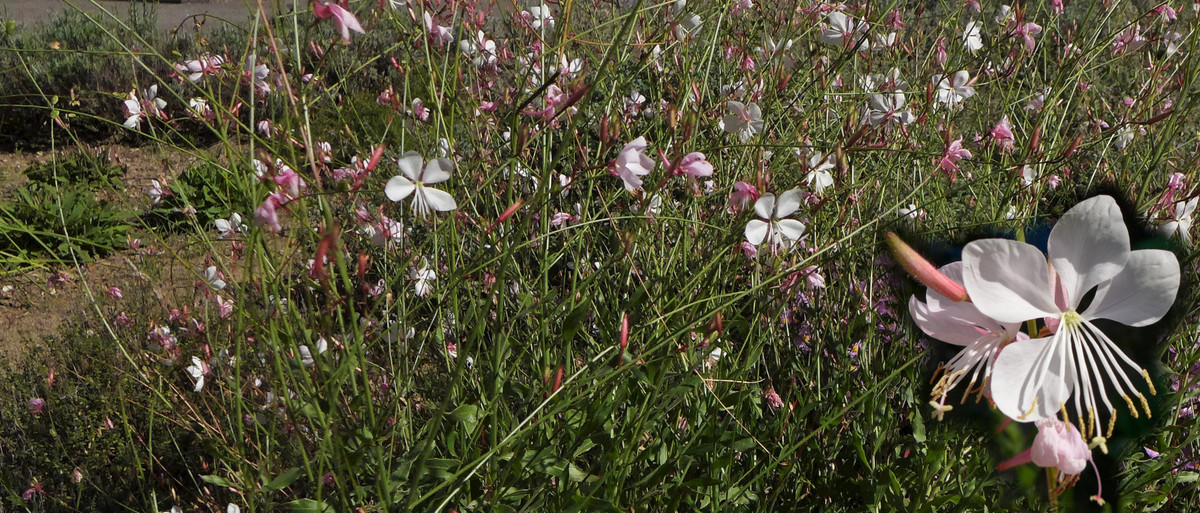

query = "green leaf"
[
  {"left": 264, "top": 468, "right": 302, "bottom": 491},
  {"left": 201, "top": 474, "right": 237, "bottom": 489},
  {"left": 285, "top": 499, "right": 332, "bottom": 513},
  {"left": 450, "top": 404, "right": 481, "bottom": 430},
  {"left": 911, "top": 407, "right": 926, "bottom": 443}
]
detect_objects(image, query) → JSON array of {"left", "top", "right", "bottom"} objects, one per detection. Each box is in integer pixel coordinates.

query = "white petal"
[
  {"left": 726, "top": 101, "right": 746, "bottom": 117},
  {"left": 745, "top": 219, "right": 768, "bottom": 245},
  {"left": 1047, "top": 195, "right": 1130, "bottom": 308},
  {"left": 397, "top": 152, "right": 424, "bottom": 180},
  {"left": 909, "top": 296, "right": 990, "bottom": 346},
  {"left": 385, "top": 175, "right": 416, "bottom": 201},
  {"left": 421, "top": 187, "right": 458, "bottom": 212},
  {"left": 1083, "top": 249, "right": 1179, "bottom": 326},
  {"left": 753, "top": 194, "right": 775, "bottom": 220},
  {"left": 774, "top": 218, "right": 806, "bottom": 242},
  {"left": 774, "top": 189, "right": 803, "bottom": 218},
  {"left": 423, "top": 158, "right": 454, "bottom": 184},
  {"left": 962, "top": 239, "right": 1060, "bottom": 324},
  {"left": 990, "top": 336, "right": 1074, "bottom": 422}
]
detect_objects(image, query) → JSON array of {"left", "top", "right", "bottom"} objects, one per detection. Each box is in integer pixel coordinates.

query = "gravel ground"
[{"left": 1, "top": 0, "right": 277, "bottom": 32}]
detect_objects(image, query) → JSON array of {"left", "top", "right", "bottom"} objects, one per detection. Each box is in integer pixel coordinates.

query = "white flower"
[
  {"left": 899, "top": 203, "right": 925, "bottom": 220},
  {"left": 203, "top": 266, "right": 226, "bottom": 291},
  {"left": 675, "top": 13, "right": 702, "bottom": 39},
  {"left": 963, "top": 21, "right": 983, "bottom": 53},
  {"left": 411, "top": 260, "right": 437, "bottom": 297},
  {"left": 859, "top": 67, "right": 907, "bottom": 93},
  {"left": 246, "top": 55, "right": 271, "bottom": 95},
  {"left": 818, "top": 11, "right": 868, "bottom": 48},
  {"left": 185, "top": 356, "right": 208, "bottom": 392},
  {"left": 745, "top": 189, "right": 807, "bottom": 253},
  {"left": 385, "top": 152, "right": 458, "bottom": 219},
  {"left": 805, "top": 152, "right": 835, "bottom": 195},
  {"left": 963, "top": 196, "right": 1180, "bottom": 436},
  {"left": 910, "top": 262, "right": 1024, "bottom": 410},
  {"left": 215, "top": 213, "right": 246, "bottom": 238},
  {"left": 866, "top": 91, "right": 915, "bottom": 126},
  {"left": 1115, "top": 125, "right": 1140, "bottom": 149},
  {"left": 460, "top": 30, "right": 498, "bottom": 69},
  {"left": 1160, "top": 197, "right": 1197, "bottom": 245},
  {"left": 525, "top": 4, "right": 555, "bottom": 30},
  {"left": 933, "top": 70, "right": 976, "bottom": 109},
  {"left": 144, "top": 179, "right": 164, "bottom": 205},
  {"left": 613, "top": 137, "right": 654, "bottom": 192},
  {"left": 720, "top": 101, "right": 764, "bottom": 142},
  {"left": 122, "top": 90, "right": 143, "bottom": 129}
]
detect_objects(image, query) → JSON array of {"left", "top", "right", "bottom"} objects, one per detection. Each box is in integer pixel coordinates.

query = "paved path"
[{"left": 1, "top": 0, "right": 275, "bottom": 32}]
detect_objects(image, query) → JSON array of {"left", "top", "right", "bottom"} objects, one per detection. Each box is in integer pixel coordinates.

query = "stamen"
[
  {"left": 1121, "top": 394, "right": 1139, "bottom": 418},
  {"left": 1018, "top": 396, "right": 1040, "bottom": 420},
  {"left": 1139, "top": 393, "right": 1152, "bottom": 418},
  {"left": 1143, "top": 369, "right": 1157, "bottom": 395}
]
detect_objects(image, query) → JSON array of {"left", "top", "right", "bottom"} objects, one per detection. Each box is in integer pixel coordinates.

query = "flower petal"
[
  {"left": 922, "top": 263, "right": 1008, "bottom": 337},
  {"left": 962, "top": 239, "right": 1060, "bottom": 324},
  {"left": 753, "top": 193, "right": 775, "bottom": 220},
  {"left": 1082, "top": 249, "right": 1179, "bottom": 326},
  {"left": 909, "top": 296, "right": 991, "bottom": 346},
  {"left": 397, "top": 152, "right": 424, "bottom": 180},
  {"left": 774, "top": 188, "right": 803, "bottom": 218},
  {"left": 991, "top": 336, "right": 1074, "bottom": 422},
  {"left": 385, "top": 175, "right": 416, "bottom": 201},
  {"left": 1047, "top": 195, "right": 1130, "bottom": 308},
  {"left": 745, "top": 219, "right": 768, "bottom": 245},
  {"left": 774, "top": 218, "right": 806, "bottom": 242},
  {"left": 422, "top": 187, "right": 458, "bottom": 212},
  {"left": 423, "top": 158, "right": 454, "bottom": 183}
]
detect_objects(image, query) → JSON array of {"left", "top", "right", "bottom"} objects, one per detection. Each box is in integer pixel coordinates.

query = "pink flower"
[
  {"left": 611, "top": 137, "right": 654, "bottom": 192},
  {"left": 728, "top": 181, "right": 760, "bottom": 212},
  {"left": 997, "top": 420, "right": 1104, "bottom": 502},
  {"left": 312, "top": 0, "right": 365, "bottom": 43},
  {"left": 108, "top": 286, "right": 123, "bottom": 299},
  {"left": 273, "top": 166, "right": 306, "bottom": 200},
  {"left": 27, "top": 397, "right": 45, "bottom": 414},
  {"left": 764, "top": 388, "right": 784, "bottom": 410},
  {"left": 1015, "top": 21, "right": 1041, "bottom": 51},
  {"left": 674, "top": 152, "right": 714, "bottom": 178},
  {"left": 937, "top": 137, "right": 973, "bottom": 178},
  {"left": 216, "top": 296, "right": 234, "bottom": 319},
  {"left": 424, "top": 12, "right": 455, "bottom": 48},
  {"left": 989, "top": 116, "right": 1016, "bottom": 154},
  {"left": 255, "top": 194, "right": 285, "bottom": 233},
  {"left": 739, "top": 240, "right": 759, "bottom": 258},
  {"left": 550, "top": 212, "right": 576, "bottom": 227}
]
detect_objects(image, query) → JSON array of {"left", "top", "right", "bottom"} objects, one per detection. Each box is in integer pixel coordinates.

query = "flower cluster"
[{"left": 901, "top": 195, "right": 1181, "bottom": 500}]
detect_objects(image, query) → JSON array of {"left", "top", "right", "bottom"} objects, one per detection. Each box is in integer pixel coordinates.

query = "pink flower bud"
[{"left": 885, "top": 232, "right": 969, "bottom": 302}]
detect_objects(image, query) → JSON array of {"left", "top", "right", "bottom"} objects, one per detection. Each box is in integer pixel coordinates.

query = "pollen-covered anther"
[
  {"left": 1143, "top": 369, "right": 1158, "bottom": 395},
  {"left": 1121, "top": 394, "right": 1139, "bottom": 418},
  {"left": 1089, "top": 436, "right": 1109, "bottom": 455},
  {"left": 1139, "top": 393, "right": 1152, "bottom": 417},
  {"left": 1018, "top": 396, "right": 1040, "bottom": 420}
]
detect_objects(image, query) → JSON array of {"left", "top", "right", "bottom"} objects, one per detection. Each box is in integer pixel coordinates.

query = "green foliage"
[
  {"left": 23, "top": 149, "right": 125, "bottom": 188},
  {"left": 0, "top": 331, "right": 206, "bottom": 510},
  {"left": 0, "top": 182, "right": 131, "bottom": 265},
  {"left": 143, "top": 161, "right": 261, "bottom": 233}
]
